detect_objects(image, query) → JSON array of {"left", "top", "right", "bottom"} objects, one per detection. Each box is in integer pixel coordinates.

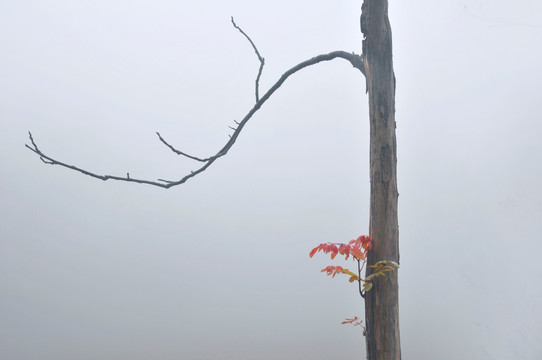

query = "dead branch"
[{"left": 26, "top": 19, "right": 365, "bottom": 189}]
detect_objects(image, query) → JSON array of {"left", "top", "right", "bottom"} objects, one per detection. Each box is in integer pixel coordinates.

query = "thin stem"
[{"left": 358, "top": 259, "right": 365, "bottom": 299}]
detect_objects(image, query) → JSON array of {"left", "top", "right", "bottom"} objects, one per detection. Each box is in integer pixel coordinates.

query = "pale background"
[{"left": 1, "top": 0, "right": 541, "bottom": 359}]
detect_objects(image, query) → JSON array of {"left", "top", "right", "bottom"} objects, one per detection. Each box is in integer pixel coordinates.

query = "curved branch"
[{"left": 26, "top": 21, "right": 365, "bottom": 189}]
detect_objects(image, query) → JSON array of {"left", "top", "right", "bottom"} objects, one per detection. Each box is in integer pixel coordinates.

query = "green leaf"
[{"left": 341, "top": 269, "right": 359, "bottom": 279}]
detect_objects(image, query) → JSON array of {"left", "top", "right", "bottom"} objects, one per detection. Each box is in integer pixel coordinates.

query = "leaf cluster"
[
  {"left": 309, "top": 235, "right": 399, "bottom": 328},
  {"left": 309, "top": 235, "right": 372, "bottom": 261}
]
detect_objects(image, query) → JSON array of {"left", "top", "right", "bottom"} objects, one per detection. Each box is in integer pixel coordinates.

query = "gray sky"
[{"left": 1, "top": 0, "right": 541, "bottom": 359}]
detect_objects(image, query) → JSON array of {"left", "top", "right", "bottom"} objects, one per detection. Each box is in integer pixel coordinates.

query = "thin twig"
[
  {"left": 156, "top": 132, "right": 209, "bottom": 162},
  {"left": 231, "top": 17, "right": 265, "bottom": 102}
]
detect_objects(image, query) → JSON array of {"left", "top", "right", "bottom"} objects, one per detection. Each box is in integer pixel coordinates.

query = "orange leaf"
[{"left": 350, "top": 247, "right": 365, "bottom": 260}]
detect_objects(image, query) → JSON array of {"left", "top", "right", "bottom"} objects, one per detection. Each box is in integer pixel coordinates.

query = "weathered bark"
[{"left": 361, "top": 1, "right": 400, "bottom": 359}]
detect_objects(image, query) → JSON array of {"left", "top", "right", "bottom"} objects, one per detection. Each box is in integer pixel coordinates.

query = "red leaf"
[
  {"left": 359, "top": 235, "right": 372, "bottom": 251},
  {"left": 329, "top": 244, "right": 339, "bottom": 259},
  {"left": 341, "top": 316, "right": 362, "bottom": 325},
  {"left": 338, "top": 244, "right": 350, "bottom": 260},
  {"left": 310, "top": 236, "right": 370, "bottom": 260},
  {"left": 321, "top": 265, "right": 335, "bottom": 276},
  {"left": 320, "top": 265, "right": 347, "bottom": 278},
  {"left": 332, "top": 265, "right": 343, "bottom": 277}
]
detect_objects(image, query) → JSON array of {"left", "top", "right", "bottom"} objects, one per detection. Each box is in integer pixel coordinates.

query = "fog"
[{"left": 1, "top": 0, "right": 541, "bottom": 359}]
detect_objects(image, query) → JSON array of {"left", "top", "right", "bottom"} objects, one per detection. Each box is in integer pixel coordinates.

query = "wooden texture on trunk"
[{"left": 361, "top": 0, "right": 400, "bottom": 359}]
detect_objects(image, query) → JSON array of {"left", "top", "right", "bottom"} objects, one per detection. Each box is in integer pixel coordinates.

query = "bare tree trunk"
[{"left": 361, "top": 1, "right": 400, "bottom": 359}]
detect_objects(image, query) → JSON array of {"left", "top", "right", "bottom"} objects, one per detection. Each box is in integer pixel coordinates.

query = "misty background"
[{"left": 1, "top": 0, "right": 541, "bottom": 359}]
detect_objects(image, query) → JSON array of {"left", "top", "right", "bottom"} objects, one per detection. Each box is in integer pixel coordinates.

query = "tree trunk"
[{"left": 361, "top": 1, "right": 400, "bottom": 359}]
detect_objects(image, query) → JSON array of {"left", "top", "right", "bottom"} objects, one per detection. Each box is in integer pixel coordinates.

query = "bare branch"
[
  {"left": 156, "top": 132, "right": 209, "bottom": 162},
  {"left": 231, "top": 17, "right": 265, "bottom": 102},
  {"left": 26, "top": 132, "right": 175, "bottom": 187},
  {"left": 27, "top": 22, "right": 365, "bottom": 189}
]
